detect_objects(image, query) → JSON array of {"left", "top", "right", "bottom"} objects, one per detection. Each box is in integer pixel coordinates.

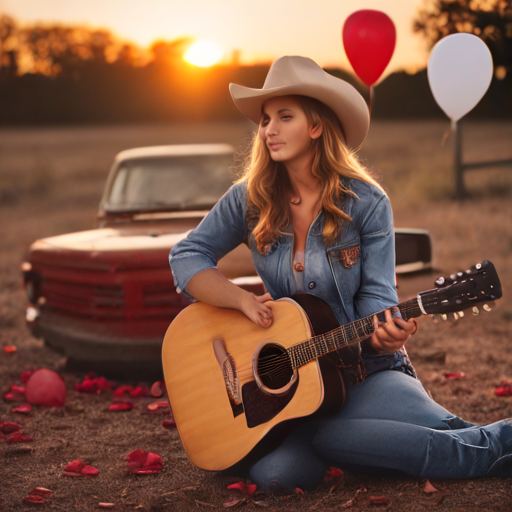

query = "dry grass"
[{"left": 1, "top": 121, "right": 512, "bottom": 511}]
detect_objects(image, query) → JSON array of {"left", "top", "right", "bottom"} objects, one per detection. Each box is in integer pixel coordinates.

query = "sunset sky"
[{"left": 1, "top": 0, "right": 432, "bottom": 75}]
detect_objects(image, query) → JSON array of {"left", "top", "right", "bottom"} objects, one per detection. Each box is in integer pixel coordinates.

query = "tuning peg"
[
  {"left": 458, "top": 311, "right": 464, "bottom": 318},
  {"left": 483, "top": 304, "right": 491, "bottom": 312},
  {"left": 472, "top": 306, "right": 479, "bottom": 315},
  {"left": 476, "top": 263, "right": 482, "bottom": 270},
  {"left": 453, "top": 312, "right": 459, "bottom": 320},
  {"left": 435, "top": 276, "right": 445, "bottom": 287},
  {"left": 431, "top": 315, "right": 439, "bottom": 323},
  {"left": 441, "top": 314, "right": 448, "bottom": 321}
]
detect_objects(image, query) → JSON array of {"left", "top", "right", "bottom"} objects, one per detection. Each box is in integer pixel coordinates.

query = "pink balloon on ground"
[
  {"left": 342, "top": 10, "right": 396, "bottom": 86},
  {"left": 25, "top": 369, "right": 66, "bottom": 407}
]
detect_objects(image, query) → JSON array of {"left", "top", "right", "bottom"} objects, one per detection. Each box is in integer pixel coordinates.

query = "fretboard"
[{"left": 287, "top": 296, "right": 423, "bottom": 369}]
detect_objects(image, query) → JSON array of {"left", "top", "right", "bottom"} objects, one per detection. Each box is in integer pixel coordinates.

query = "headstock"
[{"left": 418, "top": 260, "right": 501, "bottom": 319}]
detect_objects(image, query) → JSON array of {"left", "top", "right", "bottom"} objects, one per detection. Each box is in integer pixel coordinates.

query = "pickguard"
[{"left": 242, "top": 377, "right": 299, "bottom": 428}]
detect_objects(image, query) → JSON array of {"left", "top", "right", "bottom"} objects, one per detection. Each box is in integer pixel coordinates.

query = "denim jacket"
[{"left": 169, "top": 177, "right": 416, "bottom": 382}]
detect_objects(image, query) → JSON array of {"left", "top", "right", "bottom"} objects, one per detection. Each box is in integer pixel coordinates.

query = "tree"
[
  {"left": 413, "top": 0, "right": 512, "bottom": 73},
  {"left": 0, "top": 15, "right": 18, "bottom": 78}
]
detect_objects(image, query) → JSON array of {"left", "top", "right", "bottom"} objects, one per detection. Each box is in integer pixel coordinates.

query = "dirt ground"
[{"left": 1, "top": 121, "right": 512, "bottom": 511}]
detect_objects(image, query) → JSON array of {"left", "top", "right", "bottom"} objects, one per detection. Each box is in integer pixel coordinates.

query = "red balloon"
[
  {"left": 25, "top": 369, "right": 66, "bottom": 408},
  {"left": 342, "top": 10, "right": 396, "bottom": 86}
]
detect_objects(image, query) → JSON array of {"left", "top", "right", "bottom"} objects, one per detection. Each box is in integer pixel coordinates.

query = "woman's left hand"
[{"left": 369, "top": 308, "right": 416, "bottom": 354}]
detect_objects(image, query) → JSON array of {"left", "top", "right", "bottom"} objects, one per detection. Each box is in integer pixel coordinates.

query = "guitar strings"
[
  {"left": 236, "top": 297, "right": 481, "bottom": 382},
  {"left": 237, "top": 304, "right": 425, "bottom": 377}
]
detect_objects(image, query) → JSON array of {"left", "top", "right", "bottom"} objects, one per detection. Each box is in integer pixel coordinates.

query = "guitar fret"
[{"left": 342, "top": 324, "right": 349, "bottom": 347}]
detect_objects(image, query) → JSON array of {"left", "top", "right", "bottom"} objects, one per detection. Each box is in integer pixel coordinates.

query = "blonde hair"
[{"left": 235, "top": 95, "right": 383, "bottom": 254}]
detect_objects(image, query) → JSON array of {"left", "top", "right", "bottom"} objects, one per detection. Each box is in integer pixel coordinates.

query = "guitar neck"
[{"left": 287, "top": 297, "right": 423, "bottom": 369}]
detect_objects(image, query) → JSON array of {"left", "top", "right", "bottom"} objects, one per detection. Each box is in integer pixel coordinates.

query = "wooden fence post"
[{"left": 452, "top": 119, "right": 465, "bottom": 199}]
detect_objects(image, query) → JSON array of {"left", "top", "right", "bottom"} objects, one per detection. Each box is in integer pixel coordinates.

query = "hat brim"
[{"left": 229, "top": 77, "right": 369, "bottom": 151}]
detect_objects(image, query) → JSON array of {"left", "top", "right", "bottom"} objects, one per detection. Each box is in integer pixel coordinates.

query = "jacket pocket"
[{"left": 327, "top": 238, "right": 361, "bottom": 321}]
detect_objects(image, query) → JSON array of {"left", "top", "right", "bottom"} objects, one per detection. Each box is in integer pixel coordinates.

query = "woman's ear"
[{"left": 309, "top": 122, "right": 323, "bottom": 140}]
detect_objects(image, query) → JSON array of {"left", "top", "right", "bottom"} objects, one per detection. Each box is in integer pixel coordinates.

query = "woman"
[{"left": 169, "top": 56, "right": 512, "bottom": 492}]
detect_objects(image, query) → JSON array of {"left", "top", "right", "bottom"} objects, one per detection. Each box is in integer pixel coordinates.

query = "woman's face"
[{"left": 259, "top": 96, "right": 321, "bottom": 164}]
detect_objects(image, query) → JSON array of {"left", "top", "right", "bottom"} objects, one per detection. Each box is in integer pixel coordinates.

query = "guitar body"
[{"left": 161, "top": 295, "right": 345, "bottom": 471}]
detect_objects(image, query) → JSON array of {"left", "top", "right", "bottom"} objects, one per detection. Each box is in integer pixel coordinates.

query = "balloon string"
[
  {"left": 369, "top": 86, "right": 373, "bottom": 116},
  {"left": 441, "top": 122, "right": 451, "bottom": 147}
]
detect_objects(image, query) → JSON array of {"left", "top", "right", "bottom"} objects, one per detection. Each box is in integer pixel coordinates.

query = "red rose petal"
[
  {"left": 495, "top": 387, "right": 512, "bottom": 397},
  {"left": 495, "top": 381, "right": 512, "bottom": 397},
  {"left": 12, "top": 403, "right": 32, "bottom": 414},
  {"left": 113, "top": 385, "right": 133, "bottom": 397},
  {"left": 82, "top": 465, "right": 99, "bottom": 476},
  {"left": 108, "top": 401, "right": 134, "bottom": 412},
  {"left": 246, "top": 484, "right": 257, "bottom": 498},
  {"left": 227, "top": 482, "right": 257, "bottom": 498},
  {"left": 7, "top": 431, "right": 33, "bottom": 443},
  {"left": 65, "top": 460, "right": 85, "bottom": 472},
  {"left": 3, "top": 385, "right": 26, "bottom": 401},
  {"left": 96, "top": 377, "right": 111, "bottom": 392},
  {"left": 126, "top": 450, "right": 147, "bottom": 468},
  {"left": 4, "top": 345, "right": 17, "bottom": 353},
  {"left": 62, "top": 471, "right": 83, "bottom": 477},
  {"left": 98, "top": 504, "right": 116, "bottom": 509},
  {"left": 23, "top": 495, "right": 46, "bottom": 504},
  {"left": 126, "top": 450, "right": 163, "bottom": 474},
  {"left": 132, "top": 467, "right": 162, "bottom": 474},
  {"left": 444, "top": 372, "right": 466, "bottom": 380},
  {"left": 75, "top": 375, "right": 111, "bottom": 395},
  {"left": 145, "top": 452, "right": 163, "bottom": 467},
  {"left": 21, "top": 370, "right": 35, "bottom": 383},
  {"left": 324, "top": 467, "right": 344, "bottom": 481},
  {"left": 147, "top": 400, "right": 169, "bottom": 411},
  {"left": 162, "top": 419, "right": 176, "bottom": 430},
  {"left": 150, "top": 381, "right": 165, "bottom": 397},
  {"left": 295, "top": 487, "right": 305, "bottom": 495},
  {"left": 31, "top": 488, "right": 53, "bottom": 496},
  {"left": 369, "top": 496, "right": 389, "bottom": 505},
  {"left": 76, "top": 379, "right": 97, "bottom": 393},
  {"left": 129, "top": 385, "right": 149, "bottom": 398},
  {"left": 0, "top": 421, "right": 21, "bottom": 434}
]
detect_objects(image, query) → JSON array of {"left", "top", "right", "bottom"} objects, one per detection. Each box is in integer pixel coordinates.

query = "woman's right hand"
[{"left": 239, "top": 292, "right": 274, "bottom": 328}]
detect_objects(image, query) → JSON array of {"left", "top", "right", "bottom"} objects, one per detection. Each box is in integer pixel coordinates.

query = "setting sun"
[{"left": 184, "top": 40, "right": 223, "bottom": 67}]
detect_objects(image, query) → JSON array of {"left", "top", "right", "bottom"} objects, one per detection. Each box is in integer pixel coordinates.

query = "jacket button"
[{"left": 308, "top": 281, "right": 316, "bottom": 290}]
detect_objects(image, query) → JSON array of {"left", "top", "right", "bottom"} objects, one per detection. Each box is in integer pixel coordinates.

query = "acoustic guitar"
[{"left": 161, "top": 260, "right": 501, "bottom": 471}]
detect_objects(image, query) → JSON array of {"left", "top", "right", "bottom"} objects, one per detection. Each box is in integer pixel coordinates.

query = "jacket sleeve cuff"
[{"left": 169, "top": 253, "right": 217, "bottom": 302}]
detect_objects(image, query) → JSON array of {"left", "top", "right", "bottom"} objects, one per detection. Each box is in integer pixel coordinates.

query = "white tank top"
[{"left": 292, "top": 249, "right": 306, "bottom": 293}]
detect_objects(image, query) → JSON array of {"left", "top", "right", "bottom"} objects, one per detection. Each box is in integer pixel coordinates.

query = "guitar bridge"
[{"left": 213, "top": 338, "right": 244, "bottom": 417}]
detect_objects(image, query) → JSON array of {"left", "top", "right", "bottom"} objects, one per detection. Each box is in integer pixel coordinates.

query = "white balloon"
[{"left": 427, "top": 33, "right": 493, "bottom": 121}]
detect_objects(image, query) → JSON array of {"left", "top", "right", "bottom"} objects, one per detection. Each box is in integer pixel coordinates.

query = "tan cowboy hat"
[{"left": 229, "top": 55, "right": 370, "bottom": 151}]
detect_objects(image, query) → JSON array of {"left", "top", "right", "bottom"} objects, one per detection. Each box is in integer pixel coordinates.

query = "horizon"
[{"left": 1, "top": 0, "right": 431, "bottom": 76}]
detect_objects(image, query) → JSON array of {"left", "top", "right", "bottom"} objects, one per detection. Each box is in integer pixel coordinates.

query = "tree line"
[{"left": 0, "top": 1, "right": 511, "bottom": 124}]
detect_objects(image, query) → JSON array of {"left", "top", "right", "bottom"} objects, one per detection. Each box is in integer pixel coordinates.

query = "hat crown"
[{"left": 263, "top": 56, "right": 327, "bottom": 90}]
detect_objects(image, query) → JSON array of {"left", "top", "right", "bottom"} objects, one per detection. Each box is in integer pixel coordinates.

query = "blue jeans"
[{"left": 229, "top": 371, "right": 512, "bottom": 492}]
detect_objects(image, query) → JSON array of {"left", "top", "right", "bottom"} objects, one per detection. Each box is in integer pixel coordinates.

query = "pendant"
[{"left": 293, "top": 261, "right": 304, "bottom": 272}]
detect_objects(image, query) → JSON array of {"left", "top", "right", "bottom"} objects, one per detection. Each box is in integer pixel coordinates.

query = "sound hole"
[{"left": 256, "top": 343, "right": 294, "bottom": 390}]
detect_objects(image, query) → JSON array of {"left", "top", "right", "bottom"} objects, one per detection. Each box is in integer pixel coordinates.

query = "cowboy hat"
[{"left": 229, "top": 55, "right": 370, "bottom": 151}]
